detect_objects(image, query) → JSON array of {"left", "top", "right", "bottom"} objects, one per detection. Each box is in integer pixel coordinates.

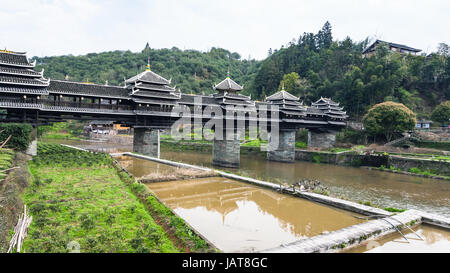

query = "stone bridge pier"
[
  {"left": 267, "top": 129, "right": 296, "bottom": 162},
  {"left": 133, "top": 128, "right": 160, "bottom": 158},
  {"left": 308, "top": 129, "right": 337, "bottom": 149},
  {"left": 212, "top": 129, "right": 241, "bottom": 168}
]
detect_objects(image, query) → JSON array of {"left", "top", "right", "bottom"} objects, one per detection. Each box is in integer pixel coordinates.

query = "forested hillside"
[
  {"left": 32, "top": 45, "right": 260, "bottom": 96},
  {"left": 32, "top": 22, "right": 449, "bottom": 119},
  {"left": 248, "top": 22, "right": 450, "bottom": 119}
]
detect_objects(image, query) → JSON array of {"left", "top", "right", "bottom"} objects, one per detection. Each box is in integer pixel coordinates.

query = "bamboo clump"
[{"left": 7, "top": 205, "right": 33, "bottom": 253}]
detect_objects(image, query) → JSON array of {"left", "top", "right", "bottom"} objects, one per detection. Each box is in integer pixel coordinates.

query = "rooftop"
[
  {"left": 214, "top": 77, "right": 243, "bottom": 92},
  {"left": 125, "top": 69, "right": 171, "bottom": 85},
  {"left": 48, "top": 80, "right": 129, "bottom": 99},
  {"left": 362, "top": 40, "right": 421, "bottom": 54},
  {"left": 266, "top": 90, "right": 299, "bottom": 101}
]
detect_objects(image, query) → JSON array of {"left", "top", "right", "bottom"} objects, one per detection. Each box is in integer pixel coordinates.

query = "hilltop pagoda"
[
  {"left": 126, "top": 61, "right": 180, "bottom": 109},
  {"left": 0, "top": 50, "right": 49, "bottom": 100}
]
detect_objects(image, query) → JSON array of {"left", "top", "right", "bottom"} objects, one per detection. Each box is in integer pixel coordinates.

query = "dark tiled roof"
[
  {"left": 134, "top": 82, "right": 175, "bottom": 92},
  {"left": 0, "top": 52, "right": 34, "bottom": 67},
  {"left": 213, "top": 92, "right": 250, "bottom": 100},
  {"left": 363, "top": 40, "right": 421, "bottom": 54},
  {"left": 281, "top": 110, "right": 306, "bottom": 116},
  {"left": 305, "top": 107, "right": 326, "bottom": 115},
  {"left": 48, "top": 80, "right": 129, "bottom": 99},
  {"left": 0, "top": 86, "right": 48, "bottom": 95},
  {"left": 126, "top": 69, "right": 170, "bottom": 85},
  {"left": 312, "top": 97, "right": 339, "bottom": 106},
  {"left": 214, "top": 77, "right": 243, "bottom": 92},
  {"left": 266, "top": 90, "right": 299, "bottom": 101},
  {"left": 132, "top": 97, "right": 178, "bottom": 105},
  {"left": 131, "top": 90, "right": 181, "bottom": 100},
  {"left": 0, "top": 65, "right": 43, "bottom": 77},
  {"left": 0, "top": 75, "right": 49, "bottom": 87},
  {"left": 222, "top": 98, "right": 254, "bottom": 106},
  {"left": 179, "top": 94, "right": 217, "bottom": 105}
]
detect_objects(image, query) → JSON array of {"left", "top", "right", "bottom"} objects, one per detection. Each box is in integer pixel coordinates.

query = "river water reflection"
[
  {"left": 43, "top": 139, "right": 450, "bottom": 217},
  {"left": 145, "top": 176, "right": 364, "bottom": 252},
  {"left": 345, "top": 224, "right": 450, "bottom": 253}
]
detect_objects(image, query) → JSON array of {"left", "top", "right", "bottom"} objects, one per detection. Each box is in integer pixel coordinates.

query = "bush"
[
  {"left": 0, "top": 123, "right": 33, "bottom": 151},
  {"left": 336, "top": 128, "right": 367, "bottom": 144},
  {"left": 362, "top": 102, "right": 416, "bottom": 142}
]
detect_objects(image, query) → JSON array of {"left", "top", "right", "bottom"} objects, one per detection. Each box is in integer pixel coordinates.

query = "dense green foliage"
[
  {"left": 413, "top": 141, "right": 450, "bottom": 151},
  {"left": 362, "top": 102, "right": 416, "bottom": 142},
  {"left": 431, "top": 100, "right": 450, "bottom": 124},
  {"left": 38, "top": 120, "right": 85, "bottom": 139},
  {"left": 23, "top": 143, "right": 179, "bottom": 253},
  {"left": 31, "top": 22, "right": 449, "bottom": 119},
  {"left": 0, "top": 123, "right": 33, "bottom": 151},
  {"left": 249, "top": 22, "right": 450, "bottom": 118},
  {"left": 0, "top": 149, "right": 14, "bottom": 182},
  {"left": 33, "top": 46, "right": 259, "bottom": 96}
]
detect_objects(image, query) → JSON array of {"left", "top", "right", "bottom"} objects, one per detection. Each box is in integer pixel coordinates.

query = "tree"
[
  {"left": 431, "top": 101, "right": 450, "bottom": 125},
  {"left": 278, "top": 72, "right": 309, "bottom": 99},
  {"left": 316, "top": 21, "right": 333, "bottom": 50},
  {"left": 362, "top": 101, "right": 416, "bottom": 142}
]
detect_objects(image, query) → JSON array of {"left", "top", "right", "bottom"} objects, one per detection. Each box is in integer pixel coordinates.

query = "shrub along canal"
[{"left": 46, "top": 139, "right": 450, "bottom": 217}]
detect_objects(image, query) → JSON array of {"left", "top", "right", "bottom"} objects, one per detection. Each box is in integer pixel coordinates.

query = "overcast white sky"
[{"left": 1, "top": 0, "right": 449, "bottom": 60}]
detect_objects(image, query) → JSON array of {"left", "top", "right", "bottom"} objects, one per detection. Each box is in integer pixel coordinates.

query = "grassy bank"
[
  {"left": 0, "top": 149, "right": 31, "bottom": 252},
  {"left": 113, "top": 161, "right": 216, "bottom": 252},
  {"left": 21, "top": 143, "right": 179, "bottom": 253}
]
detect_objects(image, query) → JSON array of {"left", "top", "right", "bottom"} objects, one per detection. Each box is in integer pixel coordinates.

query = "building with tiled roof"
[
  {"left": 0, "top": 50, "right": 49, "bottom": 98},
  {"left": 213, "top": 73, "right": 254, "bottom": 108},
  {"left": 362, "top": 40, "right": 421, "bottom": 58}
]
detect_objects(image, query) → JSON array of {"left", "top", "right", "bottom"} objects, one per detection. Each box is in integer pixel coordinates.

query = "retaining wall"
[{"left": 389, "top": 155, "right": 450, "bottom": 176}]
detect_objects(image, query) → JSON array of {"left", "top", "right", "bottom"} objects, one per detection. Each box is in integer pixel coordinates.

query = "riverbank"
[
  {"left": 9, "top": 143, "right": 213, "bottom": 253},
  {"left": 160, "top": 140, "right": 450, "bottom": 181}
]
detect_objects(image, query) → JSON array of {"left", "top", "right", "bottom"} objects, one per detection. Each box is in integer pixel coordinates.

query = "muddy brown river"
[
  {"left": 44, "top": 139, "right": 450, "bottom": 252},
  {"left": 44, "top": 139, "right": 450, "bottom": 217},
  {"left": 115, "top": 155, "right": 365, "bottom": 251},
  {"left": 145, "top": 176, "right": 364, "bottom": 252}
]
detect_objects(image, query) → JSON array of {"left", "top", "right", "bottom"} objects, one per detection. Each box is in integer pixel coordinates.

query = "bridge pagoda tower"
[
  {"left": 211, "top": 73, "right": 254, "bottom": 168},
  {"left": 0, "top": 50, "right": 50, "bottom": 155},
  {"left": 127, "top": 62, "right": 180, "bottom": 158},
  {"left": 308, "top": 97, "right": 347, "bottom": 148},
  {"left": 0, "top": 50, "right": 49, "bottom": 120},
  {"left": 265, "top": 89, "right": 306, "bottom": 162}
]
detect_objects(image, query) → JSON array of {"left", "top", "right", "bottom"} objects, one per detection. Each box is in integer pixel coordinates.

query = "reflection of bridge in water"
[
  {"left": 1, "top": 49, "right": 347, "bottom": 167},
  {"left": 147, "top": 176, "right": 363, "bottom": 252}
]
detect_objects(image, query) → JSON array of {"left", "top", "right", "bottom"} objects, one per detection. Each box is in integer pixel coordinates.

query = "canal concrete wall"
[
  {"left": 308, "top": 130, "right": 337, "bottom": 149},
  {"left": 267, "top": 130, "right": 296, "bottom": 162},
  {"left": 389, "top": 155, "right": 450, "bottom": 176},
  {"left": 261, "top": 210, "right": 423, "bottom": 253},
  {"left": 133, "top": 128, "right": 160, "bottom": 158},
  {"left": 294, "top": 150, "right": 389, "bottom": 167},
  {"left": 113, "top": 151, "right": 450, "bottom": 253},
  {"left": 212, "top": 134, "right": 241, "bottom": 168}
]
